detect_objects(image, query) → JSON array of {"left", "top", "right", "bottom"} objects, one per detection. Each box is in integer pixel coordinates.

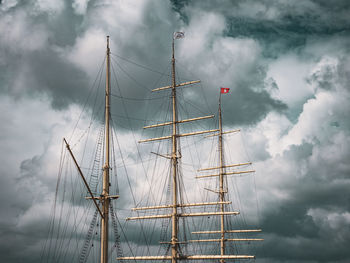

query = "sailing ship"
[{"left": 41, "top": 34, "right": 262, "bottom": 263}]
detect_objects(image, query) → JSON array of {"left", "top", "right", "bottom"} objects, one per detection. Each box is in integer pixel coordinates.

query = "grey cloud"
[
  {"left": 1, "top": 0, "right": 288, "bottom": 126},
  {"left": 307, "top": 57, "right": 339, "bottom": 91},
  {"left": 258, "top": 136, "right": 350, "bottom": 261},
  {"left": 223, "top": 85, "right": 287, "bottom": 125},
  {"left": 25, "top": 49, "right": 89, "bottom": 109},
  {"left": 173, "top": 0, "right": 350, "bottom": 57}
]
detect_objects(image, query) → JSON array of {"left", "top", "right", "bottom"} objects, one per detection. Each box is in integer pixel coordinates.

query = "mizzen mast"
[
  {"left": 218, "top": 94, "right": 226, "bottom": 263},
  {"left": 195, "top": 90, "right": 263, "bottom": 261}
]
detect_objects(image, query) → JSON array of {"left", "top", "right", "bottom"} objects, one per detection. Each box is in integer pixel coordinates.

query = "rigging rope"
[
  {"left": 109, "top": 61, "right": 154, "bottom": 256},
  {"left": 111, "top": 52, "right": 171, "bottom": 77},
  {"left": 79, "top": 209, "right": 99, "bottom": 263},
  {"left": 68, "top": 57, "right": 106, "bottom": 143},
  {"left": 109, "top": 203, "right": 124, "bottom": 260}
]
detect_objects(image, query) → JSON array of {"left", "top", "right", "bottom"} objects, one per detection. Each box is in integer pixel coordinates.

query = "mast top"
[{"left": 107, "top": 36, "right": 110, "bottom": 51}]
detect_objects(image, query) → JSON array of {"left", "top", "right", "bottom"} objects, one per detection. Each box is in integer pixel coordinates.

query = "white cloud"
[
  {"left": 253, "top": 55, "right": 350, "bottom": 156},
  {"left": 34, "top": 0, "right": 65, "bottom": 15},
  {"left": 267, "top": 54, "right": 313, "bottom": 106},
  {"left": 308, "top": 208, "right": 350, "bottom": 233},
  {"left": 0, "top": 0, "right": 18, "bottom": 11},
  {"left": 178, "top": 11, "right": 261, "bottom": 89},
  {"left": 249, "top": 112, "right": 292, "bottom": 156},
  {"left": 281, "top": 58, "right": 349, "bottom": 148},
  {"left": 0, "top": 95, "right": 79, "bottom": 237},
  {"left": 308, "top": 56, "right": 339, "bottom": 92},
  {"left": 64, "top": 28, "right": 107, "bottom": 76},
  {"left": 87, "top": 0, "right": 149, "bottom": 40},
  {"left": 72, "top": 0, "right": 90, "bottom": 15},
  {"left": 0, "top": 10, "right": 48, "bottom": 52}
]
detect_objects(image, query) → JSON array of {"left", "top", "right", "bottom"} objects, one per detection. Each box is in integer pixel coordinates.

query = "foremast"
[
  {"left": 64, "top": 37, "right": 119, "bottom": 263},
  {"left": 101, "top": 35, "right": 111, "bottom": 263}
]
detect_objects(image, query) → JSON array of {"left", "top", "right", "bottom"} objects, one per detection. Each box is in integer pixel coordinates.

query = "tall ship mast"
[
  {"left": 101, "top": 35, "right": 112, "bottom": 263},
  {"left": 64, "top": 36, "right": 116, "bottom": 263},
  {"left": 43, "top": 37, "right": 120, "bottom": 263},
  {"left": 118, "top": 32, "right": 262, "bottom": 262}
]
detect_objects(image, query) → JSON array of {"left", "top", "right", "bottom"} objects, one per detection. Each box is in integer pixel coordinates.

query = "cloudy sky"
[{"left": 1, "top": 0, "right": 350, "bottom": 262}]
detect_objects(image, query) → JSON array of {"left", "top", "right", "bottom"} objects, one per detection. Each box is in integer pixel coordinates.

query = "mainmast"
[
  {"left": 171, "top": 37, "right": 179, "bottom": 263},
  {"left": 101, "top": 35, "right": 111, "bottom": 263}
]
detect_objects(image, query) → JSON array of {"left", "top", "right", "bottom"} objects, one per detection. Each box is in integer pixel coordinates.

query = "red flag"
[{"left": 220, "top": 87, "right": 230, "bottom": 94}]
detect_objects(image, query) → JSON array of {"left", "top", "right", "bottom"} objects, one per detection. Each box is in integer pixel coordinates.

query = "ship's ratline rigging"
[{"left": 40, "top": 34, "right": 262, "bottom": 263}]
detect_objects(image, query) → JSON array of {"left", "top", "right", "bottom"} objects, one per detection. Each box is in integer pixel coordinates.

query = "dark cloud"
[
  {"left": 172, "top": 0, "right": 350, "bottom": 57},
  {"left": 0, "top": 0, "right": 288, "bottom": 126},
  {"left": 222, "top": 85, "right": 287, "bottom": 125},
  {"left": 257, "top": 135, "right": 350, "bottom": 261}
]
